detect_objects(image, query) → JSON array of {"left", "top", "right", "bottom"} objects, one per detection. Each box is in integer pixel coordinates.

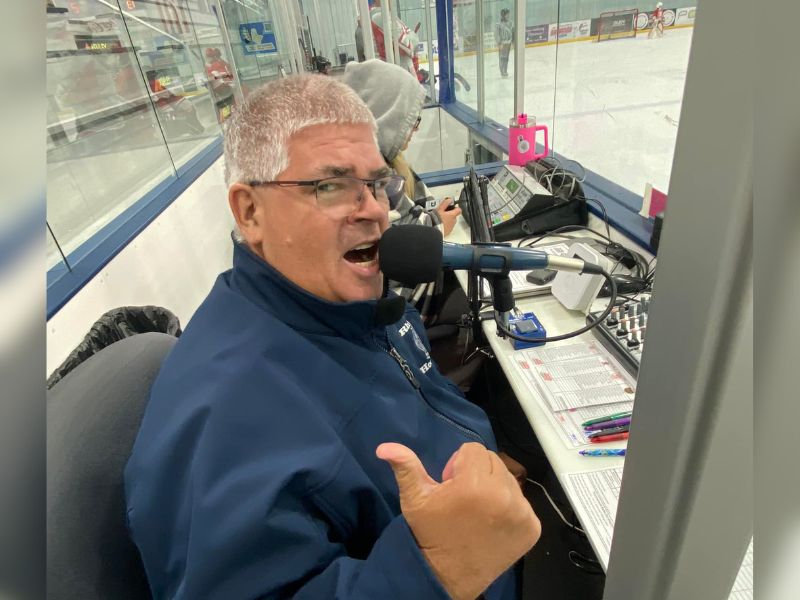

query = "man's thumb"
[{"left": 376, "top": 443, "right": 438, "bottom": 506}]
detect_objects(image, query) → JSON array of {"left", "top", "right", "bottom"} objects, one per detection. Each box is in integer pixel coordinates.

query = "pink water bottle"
[{"left": 508, "top": 113, "right": 549, "bottom": 166}]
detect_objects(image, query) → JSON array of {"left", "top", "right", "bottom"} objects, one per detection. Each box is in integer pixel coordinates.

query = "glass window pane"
[
  {"left": 484, "top": 1, "right": 557, "bottom": 132},
  {"left": 297, "top": 0, "right": 359, "bottom": 72},
  {"left": 121, "top": 0, "right": 222, "bottom": 169},
  {"left": 452, "top": 1, "right": 478, "bottom": 111},
  {"left": 46, "top": 0, "right": 176, "bottom": 257},
  {"left": 397, "top": 0, "right": 437, "bottom": 104},
  {"left": 360, "top": 0, "right": 421, "bottom": 78},
  {"left": 189, "top": 1, "right": 238, "bottom": 124},
  {"left": 551, "top": 2, "right": 695, "bottom": 196},
  {"left": 219, "top": 0, "right": 296, "bottom": 92}
]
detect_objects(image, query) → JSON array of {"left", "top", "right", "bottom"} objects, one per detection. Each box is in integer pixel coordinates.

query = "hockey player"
[{"left": 648, "top": 2, "right": 665, "bottom": 39}]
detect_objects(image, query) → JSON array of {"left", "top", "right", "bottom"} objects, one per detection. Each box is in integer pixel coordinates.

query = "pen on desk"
[
  {"left": 587, "top": 425, "right": 630, "bottom": 438},
  {"left": 590, "top": 432, "right": 629, "bottom": 443},
  {"left": 579, "top": 449, "right": 626, "bottom": 457},
  {"left": 584, "top": 417, "right": 631, "bottom": 431},
  {"left": 581, "top": 411, "right": 633, "bottom": 427}
]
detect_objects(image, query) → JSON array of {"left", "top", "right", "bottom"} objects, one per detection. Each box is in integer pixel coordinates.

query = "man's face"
[{"left": 248, "top": 123, "right": 390, "bottom": 303}]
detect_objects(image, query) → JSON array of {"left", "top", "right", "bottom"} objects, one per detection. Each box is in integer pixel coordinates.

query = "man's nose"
[{"left": 350, "top": 183, "right": 389, "bottom": 223}]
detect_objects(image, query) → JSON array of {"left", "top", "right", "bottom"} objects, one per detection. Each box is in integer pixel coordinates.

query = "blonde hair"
[
  {"left": 389, "top": 152, "right": 416, "bottom": 199},
  {"left": 223, "top": 75, "right": 378, "bottom": 187}
]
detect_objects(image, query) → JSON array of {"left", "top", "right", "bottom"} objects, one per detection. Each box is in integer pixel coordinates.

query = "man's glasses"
[{"left": 248, "top": 175, "right": 406, "bottom": 219}]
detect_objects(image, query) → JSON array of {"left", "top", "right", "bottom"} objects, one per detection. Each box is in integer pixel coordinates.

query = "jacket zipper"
[{"left": 381, "top": 332, "right": 484, "bottom": 444}]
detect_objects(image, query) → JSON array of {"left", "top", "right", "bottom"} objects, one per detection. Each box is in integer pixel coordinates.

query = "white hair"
[{"left": 223, "top": 74, "right": 378, "bottom": 188}]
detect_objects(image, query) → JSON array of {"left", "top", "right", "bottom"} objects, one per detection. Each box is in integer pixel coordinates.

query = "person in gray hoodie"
[{"left": 342, "top": 59, "right": 462, "bottom": 322}]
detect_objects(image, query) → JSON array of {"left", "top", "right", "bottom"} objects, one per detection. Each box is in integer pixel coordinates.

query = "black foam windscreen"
[
  {"left": 378, "top": 225, "right": 443, "bottom": 285},
  {"left": 373, "top": 296, "right": 406, "bottom": 326}
]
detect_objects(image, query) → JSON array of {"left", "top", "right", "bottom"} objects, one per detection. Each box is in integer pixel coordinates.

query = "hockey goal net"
[{"left": 597, "top": 9, "right": 638, "bottom": 41}]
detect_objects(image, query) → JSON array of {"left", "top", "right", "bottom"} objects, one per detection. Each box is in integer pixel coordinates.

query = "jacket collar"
[{"left": 230, "top": 241, "right": 396, "bottom": 340}]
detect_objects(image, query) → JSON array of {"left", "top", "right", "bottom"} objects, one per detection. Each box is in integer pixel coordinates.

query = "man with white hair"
[{"left": 125, "top": 74, "right": 540, "bottom": 599}]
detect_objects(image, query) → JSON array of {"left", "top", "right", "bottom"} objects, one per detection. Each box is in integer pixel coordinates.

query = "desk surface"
[
  {"left": 447, "top": 217, "right": 628, "bottom": 476},
  {"left": 431, "top": 181, "right": 654, "bottom": 570}
]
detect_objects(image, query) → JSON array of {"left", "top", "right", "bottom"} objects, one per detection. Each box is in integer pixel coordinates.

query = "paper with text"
[
  {"left": 560, "top": 467, "right": 623, "bottom": 571},
  {"left": 513, "top": 341, "right": 636, "bottom": 413}
]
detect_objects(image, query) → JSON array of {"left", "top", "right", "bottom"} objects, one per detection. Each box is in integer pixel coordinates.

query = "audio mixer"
[{"left": 586, "top": 294, "right": 651, "bottom": 376}]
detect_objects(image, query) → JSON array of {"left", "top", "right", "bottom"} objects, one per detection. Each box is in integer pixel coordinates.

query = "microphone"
[{"left": 379, "top": 225, "right": 598, "bottom": 285}]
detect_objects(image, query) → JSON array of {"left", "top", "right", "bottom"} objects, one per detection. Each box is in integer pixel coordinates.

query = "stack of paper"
[
  {"left": 560, "top": 466, "right": 623, "bottom": 570},
  {"left": 512, "top": 340, "right": 636, "bottom": 447}
]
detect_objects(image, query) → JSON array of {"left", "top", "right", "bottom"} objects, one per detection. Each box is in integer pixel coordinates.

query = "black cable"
[
  {"left": 493, "top": 270, "right": 617, "bottom": 344},
  {"left": 517, "top": 224, "right": 597, "bottom": 248},
  {"left": 568, "top": 550, "right": 604, "bottom": 575},
  {"left": 583, "top": 197, "right": 611, "bottom": 241}
]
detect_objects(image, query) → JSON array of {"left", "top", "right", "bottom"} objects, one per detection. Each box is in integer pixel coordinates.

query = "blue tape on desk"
[{"left": 508, "top": 312, "right": 547, "bottom": 349}]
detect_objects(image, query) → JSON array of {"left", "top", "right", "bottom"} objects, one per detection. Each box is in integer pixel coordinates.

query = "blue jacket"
[{"left": 125, "top": 242, "right": 517, "bottom": 599}]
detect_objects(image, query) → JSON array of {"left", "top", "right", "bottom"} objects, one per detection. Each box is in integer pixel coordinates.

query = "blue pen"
[{"left": 579, "top": 449, "right": 626, "bottom": 457}]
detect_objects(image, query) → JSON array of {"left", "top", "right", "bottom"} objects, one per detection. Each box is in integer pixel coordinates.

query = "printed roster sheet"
[
  {"left": 562, "top": 469, "right": 754, "bottom": 585},
  {"left": 511, "top": 341, "right": 636, "bottom": 447},
  {"left": 560, "top": 467, "right": 623, "bottom": 571}
]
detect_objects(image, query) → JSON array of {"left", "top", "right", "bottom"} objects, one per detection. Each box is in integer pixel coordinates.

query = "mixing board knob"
[{"left": 626, "top": 334, "right": 640, "bottom": 348}]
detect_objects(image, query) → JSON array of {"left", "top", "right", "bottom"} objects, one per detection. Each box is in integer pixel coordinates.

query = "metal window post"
[
  {"left": 435, "top": 0, "right": 455, "bottom": 103},
  {"left": 356, "top": 0, "right": 376, "bottom": 60},
  {"left": 423, "top": 0, "right": 435, "bottom": 102},
  {"left": 476, "top": 0, "right": 485, "bottom": 122},
  {"left": 381, "top": 0, "right": 396, "bottom": 64},
  {"left": 275, "top": 0, "right": 305, "bottom": 73},
  {"left": 513, "top": 0, "right": 525, "bottom": 116}
]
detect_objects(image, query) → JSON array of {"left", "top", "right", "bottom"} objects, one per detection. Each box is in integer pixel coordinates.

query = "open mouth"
[{"left": 343, "top": 241, "right": 379, "bottom": 266}]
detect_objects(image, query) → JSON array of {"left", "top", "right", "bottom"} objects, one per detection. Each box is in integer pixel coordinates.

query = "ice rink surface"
[{"left": 451, "top": 27, "right": 695, "bottom": 197}]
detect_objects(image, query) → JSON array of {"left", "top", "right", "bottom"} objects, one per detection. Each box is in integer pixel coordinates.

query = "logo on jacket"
[{"left": 410, "top": 328, "right": 427, "bottom": 355}]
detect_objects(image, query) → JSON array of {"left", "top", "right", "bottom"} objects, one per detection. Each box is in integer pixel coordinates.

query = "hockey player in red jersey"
[
  {"left": 368, "top": 0, "right": 419, "bottom": 79},
  {"left": 648, "top": 2, "right": 665, "bottom": 39}
]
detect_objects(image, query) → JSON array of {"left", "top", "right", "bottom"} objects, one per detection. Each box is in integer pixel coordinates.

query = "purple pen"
[{"left": 585, "top": 416, "right": 632, "bottom": 431}]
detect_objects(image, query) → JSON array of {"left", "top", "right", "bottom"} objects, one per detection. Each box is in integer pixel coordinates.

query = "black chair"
[{"left": 47, "top": 332, "right": 177, "bottom": 600}]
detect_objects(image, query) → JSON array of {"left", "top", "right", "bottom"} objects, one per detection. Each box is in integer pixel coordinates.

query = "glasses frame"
[{"left": 247, "top": 174, "right": 406, "bottom": 213}]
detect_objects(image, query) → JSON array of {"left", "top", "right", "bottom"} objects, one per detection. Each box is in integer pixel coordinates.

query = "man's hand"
[
  {"left": 376, "top": 442, "right": 541, "bottom": 600},
  {"left": 435, "top": 197, "right": 462, "bottom": 237}
]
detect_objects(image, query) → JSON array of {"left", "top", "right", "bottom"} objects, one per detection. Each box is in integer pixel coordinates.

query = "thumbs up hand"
[{"left": 376, "top": 442, "right": 541, "bottom": 600}]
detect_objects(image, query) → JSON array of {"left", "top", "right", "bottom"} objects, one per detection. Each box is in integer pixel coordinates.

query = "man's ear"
[{"left": 228, "top": 183, "right": 264, "bottom": 248}]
